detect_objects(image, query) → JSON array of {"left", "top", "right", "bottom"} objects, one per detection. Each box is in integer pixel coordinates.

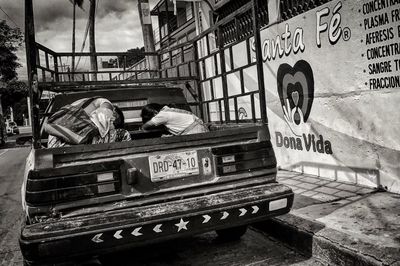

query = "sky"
[{"left": 0, "top": 0, "right": 159, "bottom": 80}]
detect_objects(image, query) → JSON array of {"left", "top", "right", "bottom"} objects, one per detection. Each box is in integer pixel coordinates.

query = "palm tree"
[
  {"left": 69, "top": 0, "right": 97, "bottom": 81},
  {"left": 89, "top": 0, "right": 98, "bottom": 81},
  {"left": 69, "top": 0, "right": 84, "bottom": 78}
]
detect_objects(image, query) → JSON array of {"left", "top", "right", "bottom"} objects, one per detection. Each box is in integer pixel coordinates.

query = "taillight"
[
  {"left": 212, "top": 141, "right": 276, "bottom": 176},
  {"left": 25, "top": 160, "right": 123, "bottom": 205}
]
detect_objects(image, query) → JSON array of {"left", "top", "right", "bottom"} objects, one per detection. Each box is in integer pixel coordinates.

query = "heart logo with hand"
[{"left": 277, "top": 60, "right": 314, "bottom": 136}]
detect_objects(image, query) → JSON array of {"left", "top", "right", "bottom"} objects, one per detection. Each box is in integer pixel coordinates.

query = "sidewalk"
[{"left": 255, "top": 171, "right": 400, "bottom": 266}]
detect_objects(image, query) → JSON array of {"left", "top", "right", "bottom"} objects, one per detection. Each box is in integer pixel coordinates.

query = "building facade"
[{"left": 149, "top": 0, "right": 400, "bottom": 194}]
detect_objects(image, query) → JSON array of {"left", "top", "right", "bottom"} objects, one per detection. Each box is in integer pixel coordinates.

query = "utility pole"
[
  {"left": 89, "top": 0, "right": 98, "bottom": 81},
  {"left": 27, "top": 96, "right": 31, "bottom": 126},
  {"left": 71, "top": 0, "right": 76, "bottom": 80},
  {"left": 25, "top": 0, "right": 40, "bottom": 148},
  {"left": 9, "top": 107, "right": 14, "bottom": 122},
  {"left": 0, "top": 94, "right": 3, "bottom": 116},
  {"left": 138, "top": 0, "right": 159, "bottom": 77},
  {"left": 0, "top": 82, "right": 4, "bottom": 115}
]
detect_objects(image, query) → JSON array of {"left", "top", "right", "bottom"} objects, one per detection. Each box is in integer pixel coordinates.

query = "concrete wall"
[{"left": 254, "top": 0, "right": 400, "bottom": 193}]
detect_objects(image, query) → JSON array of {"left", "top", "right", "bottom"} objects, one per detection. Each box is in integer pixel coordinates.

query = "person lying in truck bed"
[
  {"left": 140, "top": 103, "right": 209, "bottom": 135},
  {"left": 47, "top": 97, "right": 131, "bottom": 148}
]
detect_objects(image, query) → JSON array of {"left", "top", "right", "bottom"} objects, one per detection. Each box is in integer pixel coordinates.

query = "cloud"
[
  {"left": 35, "top": 10, "right": 143, "bottom": 52},
  {"left": 0, "top": 0, "right": 162, "bottom": 80},
  {"left": 98, "top": 1, "right": 137, "bottom": 18},
  {"left": 0, "top": 0, "right": 145, "bottom": 31},
  {"left": 0, "top": 0, "right": 148, "bottom": 50}
]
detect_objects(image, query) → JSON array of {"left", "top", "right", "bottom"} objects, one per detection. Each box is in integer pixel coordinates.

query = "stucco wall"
[{"left": 256, "top": 0, "right": 400, "bottom": 193}]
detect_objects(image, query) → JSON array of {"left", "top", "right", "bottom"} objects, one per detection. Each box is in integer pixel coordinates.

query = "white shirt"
[{"left": 150, "top": 106, "right": 195, "bottom": 135}]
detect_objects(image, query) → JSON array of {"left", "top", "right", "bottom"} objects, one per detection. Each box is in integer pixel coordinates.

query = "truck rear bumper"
[{"left": 20, "top": 182, "right": 293, "bottom": 264}]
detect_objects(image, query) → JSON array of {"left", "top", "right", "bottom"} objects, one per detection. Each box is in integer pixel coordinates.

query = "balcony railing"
[{"left": 280, "top": 0, "right": 332, "bottom": 21}]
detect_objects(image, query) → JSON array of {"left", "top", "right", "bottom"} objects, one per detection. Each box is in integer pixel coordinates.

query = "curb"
[{"left": 253, "top": 214, "right": 400, "bottom": 266}]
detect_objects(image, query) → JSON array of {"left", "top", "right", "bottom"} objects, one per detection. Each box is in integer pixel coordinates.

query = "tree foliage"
[
  {"left": 0, "top": 81, "right": 29, "bottom": 121},
  {"left": 118, "top": 47, "right": 145, "bottom": 68},
  {"left": 11, "top": 98, "right": 28, "bottom": 125},
  {"left": 0, "top": 20, "right": 23, "bottom": 82},
  {"left": 69, "top": 0, "right": 85, "bottom": 8}
]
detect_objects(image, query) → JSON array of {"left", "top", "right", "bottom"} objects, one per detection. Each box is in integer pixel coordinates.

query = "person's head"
[
  {"left": 113, "top": 105, "right": 125, "bottom": 129},
  {"left": 141, "top": 103, "right": 163, "bottom": 124}
]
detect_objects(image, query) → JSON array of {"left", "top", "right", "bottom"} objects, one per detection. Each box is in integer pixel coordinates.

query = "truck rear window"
[{"left": 113, "top": 99, "right": 148, "bottom": 124}]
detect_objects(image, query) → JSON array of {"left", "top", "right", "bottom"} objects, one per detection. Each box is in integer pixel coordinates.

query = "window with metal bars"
[
  {"left": 279, "top": 0, "right": 332, "bottom": 21},
  {"left": 216, "top": 0, "right": 333, "bottom": 36}
]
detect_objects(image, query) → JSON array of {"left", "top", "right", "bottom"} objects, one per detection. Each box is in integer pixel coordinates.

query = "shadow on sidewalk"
[{"left": 254, "top": 169, "right": 400, "bottom": 265}]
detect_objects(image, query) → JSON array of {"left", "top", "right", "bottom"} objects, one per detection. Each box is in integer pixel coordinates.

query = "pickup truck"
[{"left": 19, "top": 86, "right": 294, "bottom": 265}]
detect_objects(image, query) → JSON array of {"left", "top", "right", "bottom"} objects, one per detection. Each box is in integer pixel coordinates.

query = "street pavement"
[
  {"left": 0, "top": 147, "right": 322, "bottom": 266},
  {"left": 0, "top": 147, "right": 30, "bottom": 265},
  {"left": 99, "top": 229, "right": 323, "bottom": 266}
]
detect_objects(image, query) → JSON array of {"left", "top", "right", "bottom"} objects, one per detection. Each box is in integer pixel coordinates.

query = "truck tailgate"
[{"left": 25, "top": 125, "right": 277, "bottom": 216}]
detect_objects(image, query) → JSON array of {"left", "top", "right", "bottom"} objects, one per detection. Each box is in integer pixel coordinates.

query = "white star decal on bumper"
[{"left": 175, "top": 218, "right": 189, "bottom": 232}]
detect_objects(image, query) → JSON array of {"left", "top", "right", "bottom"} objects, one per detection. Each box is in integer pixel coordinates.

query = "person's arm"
[
  {"left": 142, "top": 119, "right": 157, "bottom": 130},
  {"left": 141, "top": 112, "right": 169, "bottom": 131}
]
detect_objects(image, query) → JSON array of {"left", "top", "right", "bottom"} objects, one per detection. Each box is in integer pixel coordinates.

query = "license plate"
[{"left": 149, "top": 151, "right": 199, "bottom": 182}]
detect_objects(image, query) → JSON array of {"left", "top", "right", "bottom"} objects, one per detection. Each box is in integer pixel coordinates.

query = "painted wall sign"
[
  {"left": 248, "top": 0, "right": 400, "bottom": 193},
  {"left": 362, "top": 0, "right": 400, "bottom": 90}
]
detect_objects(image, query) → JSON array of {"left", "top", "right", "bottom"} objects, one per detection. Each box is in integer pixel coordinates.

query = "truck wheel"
[{"left": 216, "top": 225, "right": 248, "bottom": 241}]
